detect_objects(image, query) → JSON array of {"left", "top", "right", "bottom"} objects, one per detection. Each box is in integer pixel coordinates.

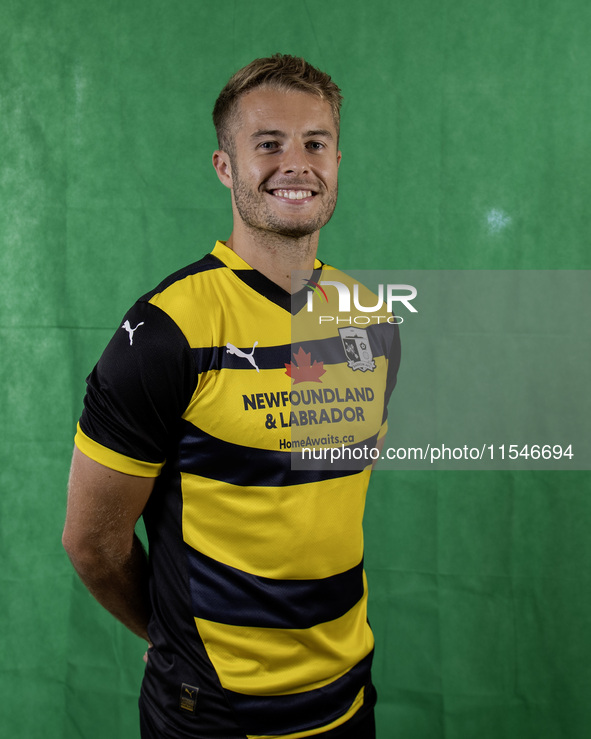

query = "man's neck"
[{"left": 225, "top": 227, "right": 319, "bottom": 293}]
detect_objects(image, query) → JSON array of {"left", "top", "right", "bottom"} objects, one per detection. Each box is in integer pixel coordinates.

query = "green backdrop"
[{"left": 2, "top": 1, "right": 590, "bottom": 737}]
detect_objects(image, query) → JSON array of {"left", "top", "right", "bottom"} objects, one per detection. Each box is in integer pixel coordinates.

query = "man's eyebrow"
[
  {"left": 250, "top": 129, "right": 335, "bottom": 140},
  {"left": 305, "top": 129, "right": 335, "bottom": 140},
  {"left": 251, "top": 129, "right": 284, "bottom": 139}
]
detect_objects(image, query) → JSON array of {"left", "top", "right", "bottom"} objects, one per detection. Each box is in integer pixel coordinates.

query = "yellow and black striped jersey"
[{"left": 75, "top": 241, "right": 400, "bottom": 738}]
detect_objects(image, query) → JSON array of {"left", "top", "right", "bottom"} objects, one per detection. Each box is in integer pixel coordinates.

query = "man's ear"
[
  {"left": 337, "top": 150, "right": 342, "bottom": 168},
  {"left": 212, "top": 150, "right": 233, "bottom": 189}
]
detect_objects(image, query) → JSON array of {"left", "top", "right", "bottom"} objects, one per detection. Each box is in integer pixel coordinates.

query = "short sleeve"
[
  {"left": 76, "top": 300, "right": 198, "bottom": 476},
  {"left": 380, "top": 320, "right": 402, "bottom": 429},
  {"left": 384, "top": 321, "right": 401, "bottom": 407}
]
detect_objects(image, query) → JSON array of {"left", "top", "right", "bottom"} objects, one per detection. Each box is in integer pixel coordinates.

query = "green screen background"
[{"left": 2, "top": 1, "right": 590, "bottom": 737}]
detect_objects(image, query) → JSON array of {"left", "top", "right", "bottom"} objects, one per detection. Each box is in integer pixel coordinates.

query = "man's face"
[{"left": 223, "top": 87, "right": 341, "bottom": 239}]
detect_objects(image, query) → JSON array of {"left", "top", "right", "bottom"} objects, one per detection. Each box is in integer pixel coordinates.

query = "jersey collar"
[{"left": 211, "top": 241, "right": 323, "bottom": 315}]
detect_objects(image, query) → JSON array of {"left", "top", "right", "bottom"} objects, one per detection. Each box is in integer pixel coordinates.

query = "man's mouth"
[{"left": 268, "top": 188, "right": 315, "bottom": 201}]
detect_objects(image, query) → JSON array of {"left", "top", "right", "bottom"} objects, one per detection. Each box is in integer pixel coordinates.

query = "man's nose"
[{"left": 280, "top": 144, "right": 310, "bottom": 174}]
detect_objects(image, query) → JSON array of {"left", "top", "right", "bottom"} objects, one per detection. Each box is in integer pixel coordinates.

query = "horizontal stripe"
[
  {"left": 177, "top": 420, "right": 358, "bottom": 485},
  {"left": 190, "top": 329, "right": 393, "bottom": 374},
  {"left": 226, "top": 652, "right": 373, "bottom": 737},
  {"left": 292, "top": 328, "right": 394, "bottom": 364},
  {"left": 246, "top": 687, "right": 365, "bottom": 739},
  {"left": 187, "top": 546, "right": 364, "bottom": 629},
  {"left": 74, "top": 425, "right": 163, "bottom": 477},
  {"left": 181, "top": 472, "right": 368, "bottom": 580},
  {"left": 290, "top": 433, "right": 382, "bottom": 474},
  {"left": 191, "top": 343, "right": 291, "bottom": 374},
  {"left": 194, "top": 581, "right": 373, "bottom": 696}
]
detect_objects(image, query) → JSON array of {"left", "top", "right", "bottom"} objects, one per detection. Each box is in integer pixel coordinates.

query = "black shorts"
[
  {"left": 140, "top": 701, "right": 376, "bottom": 739},
  {"left": 315, "top": 705, "right": 376, "bottom": 739}
]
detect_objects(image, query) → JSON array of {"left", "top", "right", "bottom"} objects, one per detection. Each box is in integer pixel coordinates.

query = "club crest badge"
[{"left": 339, "top": 327, "right": 375, "bottom": 372}]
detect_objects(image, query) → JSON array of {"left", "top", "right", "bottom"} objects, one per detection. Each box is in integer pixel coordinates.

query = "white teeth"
[{"left": 273, "top": 189, "right": 312, "bottom": 200}]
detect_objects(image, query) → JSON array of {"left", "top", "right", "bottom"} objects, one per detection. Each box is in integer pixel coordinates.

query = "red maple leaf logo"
[{"left": 285, "top": 346, "right": 326, "bottom": 384}]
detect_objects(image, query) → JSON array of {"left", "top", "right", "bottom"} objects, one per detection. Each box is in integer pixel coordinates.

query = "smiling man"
[
  {"left": 212, "top": 73, "right": 341, "bottom": 287},
  {"left": 63, "top": 55, "right": 400, "bottom": 739}
]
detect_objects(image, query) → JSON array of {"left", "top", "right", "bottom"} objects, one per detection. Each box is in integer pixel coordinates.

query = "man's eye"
[
  {"left": 307, "top": 141, "right": 325, "bottom": 151},
  {"left": 259, "top": 141, "right": 278, "bottom": 150}
]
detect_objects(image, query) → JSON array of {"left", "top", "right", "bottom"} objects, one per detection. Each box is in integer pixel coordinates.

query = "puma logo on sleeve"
[{"left": 122, "top": 320, "right": 145, "bottom": 346}]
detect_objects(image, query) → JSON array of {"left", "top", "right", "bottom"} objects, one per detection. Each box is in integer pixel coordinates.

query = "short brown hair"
[{"left": 213, "top": 53, "right": 343, "bottom": 152}]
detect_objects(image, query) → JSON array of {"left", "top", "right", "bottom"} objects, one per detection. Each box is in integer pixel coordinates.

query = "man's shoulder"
[
  {"left": 130, "top": 248, "right": 235, "bottom": 346},
  {"left": 140, "top": 251, "right": 225, "bottom": 304}
]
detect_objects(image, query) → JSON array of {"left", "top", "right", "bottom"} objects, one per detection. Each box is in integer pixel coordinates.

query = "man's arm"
[{"left": 62, "top": 446, "right": 156, "bottom": 642}]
